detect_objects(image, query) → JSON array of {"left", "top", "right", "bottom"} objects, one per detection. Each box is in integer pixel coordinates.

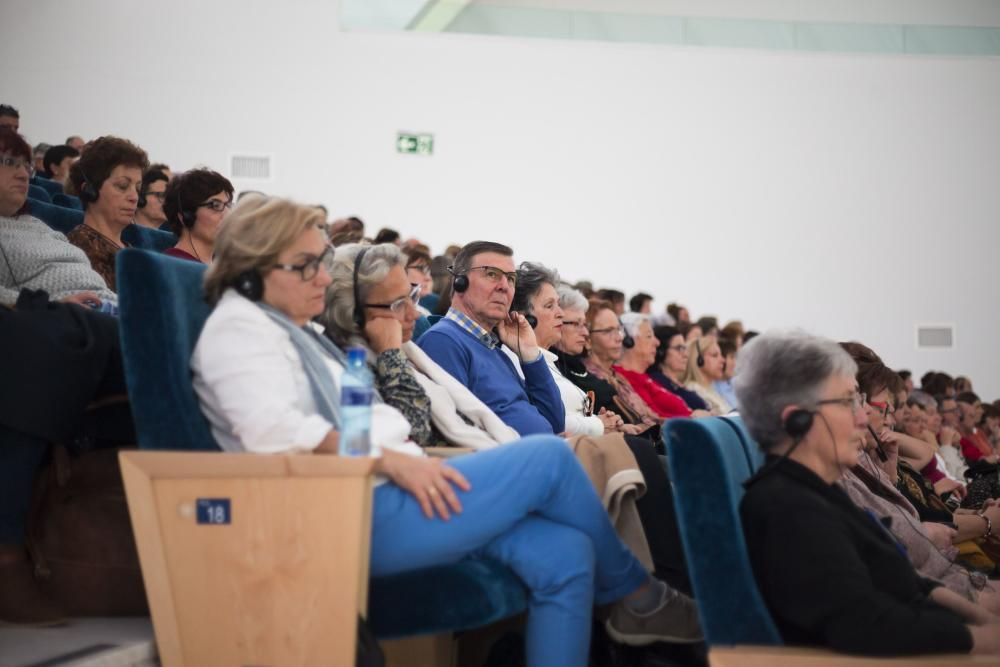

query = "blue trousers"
[{"left": 370, "top": 435, "right": 649, "bottom": 667}]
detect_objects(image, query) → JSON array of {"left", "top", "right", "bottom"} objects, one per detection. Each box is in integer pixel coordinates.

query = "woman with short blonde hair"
[{"left": 679, "top": 335, "right": 731, "bottom": 414}]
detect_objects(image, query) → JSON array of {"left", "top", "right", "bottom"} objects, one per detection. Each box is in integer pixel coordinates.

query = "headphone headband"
[{"left": 352, "top": 247, "right": 371, "bottom": 330}]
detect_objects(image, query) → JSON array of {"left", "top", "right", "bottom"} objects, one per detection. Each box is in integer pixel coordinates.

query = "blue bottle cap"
[{"left": 347, "top": 346, "right": 367, "bottom": 367}]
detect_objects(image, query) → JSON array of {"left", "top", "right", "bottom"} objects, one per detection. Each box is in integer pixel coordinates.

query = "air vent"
[
  {"left": 916, "top": 325, "right": 954, "bottom": 349},
  {"left": 230, "top": 154, "right": 271, "bottom": 180}
]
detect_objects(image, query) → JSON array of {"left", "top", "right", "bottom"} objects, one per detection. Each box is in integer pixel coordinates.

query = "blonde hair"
[
  {"left": 680, "top": 334, "right": 720, "bottom": 387},
  {"left": 203, "top": 195, "right": 326, "bottom": 305}
]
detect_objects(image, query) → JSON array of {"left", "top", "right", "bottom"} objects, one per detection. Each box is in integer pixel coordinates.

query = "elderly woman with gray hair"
[
  {"left": 616, "top": 313, "right": 700, "bottom": 420},
  {"left": 735, "top": 330, "right": 1000, "bottom": 656}
]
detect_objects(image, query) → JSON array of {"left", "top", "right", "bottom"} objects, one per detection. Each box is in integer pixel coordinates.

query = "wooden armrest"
[
  {"left": 710, "top": 646, "right": 987, "bottom": 666},
  {"left": 425, "top": 446, "right": 475, "bottom": 459}
]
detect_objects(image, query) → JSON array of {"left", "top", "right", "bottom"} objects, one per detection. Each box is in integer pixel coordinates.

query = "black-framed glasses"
[
  {"left": 198, "top": 198, "right": 233, "bottom": 213},
  {"left": 0, "top": 155, "right": 35, "bottom": 177},
  {"left": 816, "top": 392, "right": 867, "bottom": 413},
  {"left": 271, "top": 245, "right": 333, "bottom": 281},
  {"left": 590, "top": 325, "right": 625, "bottom": 337},
  {"left": 468, "top": 265, "right": 517, "bottom": 288},
  {"left": 365, "top": 283, "right": 421, "bottom": 316}
]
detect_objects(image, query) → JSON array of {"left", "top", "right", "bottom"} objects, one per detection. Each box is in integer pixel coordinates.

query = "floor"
[{"left": 0, "top": 618, "right": 157, "bottom": 667}]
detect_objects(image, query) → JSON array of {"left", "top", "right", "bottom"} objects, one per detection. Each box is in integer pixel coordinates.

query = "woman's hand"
[
  {"left": 365, "top": 317, "right": 403, "bottom": 354},
  {"left": 939, "top": 426, "right": 960, "bottom": 447},
  {"left": 934, "top": 478, "right": 967, "bottom": 500},
  {"left": 922, "top": 521, "right": 958, "bottom": 551},
  {"left": 597, "top": 407, "right": 624, "bottom": 433},
  {"left": 376, "top": 449, "right": 471, "bottom": 520}
]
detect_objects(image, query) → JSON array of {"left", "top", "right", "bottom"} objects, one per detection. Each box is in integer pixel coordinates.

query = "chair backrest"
[
  {"left": 27, "top": 198, "right": 83, "bottom": 234},
  {"left": 721, "top": 415, "right": 767, "bottom": 474},
  {"left": 28, "top": 185, "right": 51, "bottom": 202},
  {"left": 52, "top": 193, "right": 83, "bottom": 210},
  {"left": 121, "top": 224, "right": 177, "bottom": 252},
  {"left": 665, "top": 417, "right": 782, "bottom": 647},
  {"left": 30, "top": 175, "right": 63, "bottom": 196},
  {"left": 116, "top": 249, "right": 221, "bottom": 451}
]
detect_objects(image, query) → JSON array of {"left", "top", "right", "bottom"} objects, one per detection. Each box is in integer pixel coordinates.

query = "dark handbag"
[
  {"left": 25, "top": 445, "right": 148, "bottom": 616},
  {"left": 357, "top": 614, "right": 385, "bottom": 667},
  {"left": 962, "top": 460, "right": 1000, "bottom": 510}
]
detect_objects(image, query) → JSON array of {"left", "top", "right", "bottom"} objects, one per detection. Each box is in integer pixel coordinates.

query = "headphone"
[
  {"left": 234, "top": 269, "right": 264, "bottom": 301},
  {"left": 784, "top": 408, "right": 815, "bottom": 440},
  {"left": 448, "top": 265, "right": 469, "bottom": 293},
  {"left": 176, "top": 189, "right": 196, "bottom": 228},
  {"left": 352, "top": 247, "right": 370, "bottom": 330},
  {"left": 695, "top": 338, "right": 705, "bottom": 367},
  {"left": 77, "top": 166, "right": 99, "bottom": 204},
  {"left": 523, "top": 313, "right": 538, "bottom": 329},
  {"left": 622, "top": 328, "right": 635, "bottom": 349},
  {"left": 137, "top": 191, "right": 147, "bottom": 209}
]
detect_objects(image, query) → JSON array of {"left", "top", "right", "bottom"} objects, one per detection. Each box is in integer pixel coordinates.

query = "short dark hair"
[
  {"left": 897, "top": 370, "right": 912, "bottom": 381},
  {"left": 452, "top": 241, "right": 514, "bottom": 277},
  {"left": 512, "top": 261, "right": 560, "bottom": 315},
  {"left": 629, "top": 292, "right": 653, "bottom": 312},
  {"left": 956, "top": 391, "right": 980, "bottom": 406},
  {"left": 718, "top": 337, "right": 738, "bottom": 358},
  {"left": 42, "top": 144, "right": 79, "bottom": 177},
  {"left": 148, "top": 162, "right": 170, "bottom": 174},
  {"left": 162, "top": 168, "right": 235, "bottom": 234},
  {"left": 141, "top": 168, "right": 169, "bottom": 193},
  {"left": 596, "top": 289, "right": 624, "bottom": 305},
  {"left": 402, "top": 247, "right": 431, "bottom": 269},
  {"left": 373, "top": 227, "right": 400, "bottom": 244},
  {"left": 0, "top": 128, "right": 31, "bottom": 215},
  {"left": 0, "top": 105, "right": 19, "bottom": 119},
  {"left": 653, "top": 325, "right": 681, "bottom": 366},
  {"left": 695, "top": 316, "right": 719, "bottom": 334},
  {"left": 921, "top": 371, "right": 954, "bottom": 397},
  {"left": 68, "top": 136, "right": 149, "bottom": 208}
]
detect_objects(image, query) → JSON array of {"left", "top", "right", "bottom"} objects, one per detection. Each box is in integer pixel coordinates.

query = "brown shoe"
[
  {"left": 605, "top": 586, "right": 703, "bottom": 646},
  {"left": 0, "top": 549, "right": 67, "bottom": 627}
]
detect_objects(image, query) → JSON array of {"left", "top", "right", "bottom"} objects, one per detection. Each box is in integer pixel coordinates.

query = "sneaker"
[
  {"left": 0, "top": 551, "right": 67, "bottom": 627},
  {"left": 605, "top": 586, "right": 703, "bottom": 646}
]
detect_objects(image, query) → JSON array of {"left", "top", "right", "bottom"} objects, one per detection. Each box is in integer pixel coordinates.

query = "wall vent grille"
[
  {"left": 916, "top": 325, "right": 954, "bottom": 349},
  {"left": 230, "top": 155, "right": 271, "bottom": 180}
]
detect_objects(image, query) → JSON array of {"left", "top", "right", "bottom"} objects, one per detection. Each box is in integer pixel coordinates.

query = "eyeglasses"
[
  {"left": 271, "top": 245, "right": 333, "bottom": 281},
  {"left": 467, "top": 265, "right": 517, "bottom": 288},
  {"left": 668, "top": 344, "right": 688, "bottom": 353},
  {"left": 0, "top": 155, "right": 35, "bottom": 177},
  {"left": 365, "top": 283, "right": 421, "bottom": 316},
  {"left": 868, "top": 400, "right": 895, "bottom": 418},
  {"left": 143, "top": 191, "right": 166, "bottom": 202},
  {"left": 562, "top": 320, "right": 587, "bottom": 329},
  {"left": 590, "top": 325, "right": 625, "bottom": 337},
  {"left": 198, "top": 198, "right": 233, "bottom": 213},
  {"left": 816, "top": 392, "right": 867, "bottom": 412}
]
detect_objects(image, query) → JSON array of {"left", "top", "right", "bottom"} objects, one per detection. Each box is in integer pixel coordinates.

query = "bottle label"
[{"left": 341, "top": 385, "right": 373, "bottom": 407}]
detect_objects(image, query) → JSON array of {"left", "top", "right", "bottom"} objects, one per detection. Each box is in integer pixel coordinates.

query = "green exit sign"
[{"left": 397, "top": 132, "right": 433, "bottom": 155}]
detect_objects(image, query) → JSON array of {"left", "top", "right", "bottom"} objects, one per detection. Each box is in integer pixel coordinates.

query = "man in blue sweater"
[{"left": 418, "top": 241, "right": 565, "bottom": 436}]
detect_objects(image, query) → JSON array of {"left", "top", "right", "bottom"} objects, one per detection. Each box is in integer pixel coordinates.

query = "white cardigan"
[{"left": 191, "top": 290, "right": 422, "bottom": 461}]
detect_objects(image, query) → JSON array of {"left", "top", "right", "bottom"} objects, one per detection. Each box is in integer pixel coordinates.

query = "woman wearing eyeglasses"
[
  {"left": 193, "top": 200, "right": 704, "bottom": 665},
  {"left": 736, "top": 331, "right": 1000, "bottom": 656},
  {"left": 647, "top": 326, "right": 710, "bottom": 411},
  {"left": 162, "top": 168, "right": 234, "bottom": 263},
  {"left": 65, "top": 136, "right": 149, "bottom": 290}
]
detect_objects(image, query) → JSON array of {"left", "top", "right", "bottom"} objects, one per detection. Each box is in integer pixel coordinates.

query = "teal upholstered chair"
[
  {"left": 115, "top": 249, "right": 528, "bottom": 639},
  {"left": 30, "top": 175, "right": 63, "bottom": 197},
  {"left": 27, "top": 199, "right": 83, "bottom": 234},
  {"left": 121, "top": 224, "right": 176, "bottom": 252},
  {"left": 664, "top": 417, "right": 781, "bottom": 647},
  {"left": 52, "top": 193, "right": 83, "bottom": 210},
  {"left": 28, "top": 185, "right": 51, "bottom": 202}
]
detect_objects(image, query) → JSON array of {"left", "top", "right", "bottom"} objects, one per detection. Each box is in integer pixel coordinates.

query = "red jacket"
[{"left": 613, "top": 366, "right": 692, "bottom": 419}]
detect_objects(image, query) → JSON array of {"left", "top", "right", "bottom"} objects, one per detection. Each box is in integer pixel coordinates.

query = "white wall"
[{"left": 4, "top": 0, "right": 999, "bottom": 397}]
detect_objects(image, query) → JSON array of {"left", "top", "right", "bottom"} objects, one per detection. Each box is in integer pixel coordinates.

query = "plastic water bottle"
[{"left": 339, "top": 346, "right": 373, "bottom": 456}]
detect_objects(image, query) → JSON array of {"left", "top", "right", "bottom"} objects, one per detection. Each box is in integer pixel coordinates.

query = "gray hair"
[
  {"left": 620, "top": 312, "right": 651, "bottom": 339},
  {"left": 512, "top": 261, "right": 560, "bottom": 315},
  {"left": 557, "top": 286, "right": 588, "bottom": 312},
  {"left": 907, "top": 389, "right": 936, "bottom": 411},
  {"left": 733, "top": 329, "right": 857, "bottom": 450},
  {"left": 320, "top": 243, "right": 405, "bottom": 347}
]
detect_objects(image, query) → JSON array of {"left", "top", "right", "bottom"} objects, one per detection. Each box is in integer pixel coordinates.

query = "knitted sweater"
[{"left": 0, "top": 214, "right": 117, "bottom": 307}]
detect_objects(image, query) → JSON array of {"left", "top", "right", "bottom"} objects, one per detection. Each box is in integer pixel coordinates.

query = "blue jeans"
[{"left": 370, "top": 435, "right": 649, "bottom": 667}]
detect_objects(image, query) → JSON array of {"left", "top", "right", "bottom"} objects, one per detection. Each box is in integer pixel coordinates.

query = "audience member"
[
  {"left": 65, "top": 136, "right": 149, "bottom": 289},
  {"left": 666, "top": 302, "right": 689, "bottom": 327},
  {"left": 736, "top": 330, "right": 1000, "bottom": 656},
  {"left": 0, "top": 128, "right": 115, "bottom": 307},
  {"left": 720, "top": 320, "right": 744, "bottom": 346},
  {"left": 615, "top": 313, "right": 693, "bottom": 419},
  {"left": 680, "top": 336, "right": 731, "bottom": 414},
  {"left": 694, "top": 316, "right": 719, "bottom": 338},
  {"left": 898, "top": 369, "right": 914, "bottom": 393},
  {"left": 597, "top": 288, "right": 625, "bottom": 315},
  {"left": 713, "top": 336, "right": 739, "bottom": 409},
  {"left": 418, "top": 242, "right": 565, "bottom": 435},
  {"left": 134, "top": 168, "right": 169, "bottom": 229},
  {"left": 191, "top": 198, "right": 701, "bottom": 662},
  {"left": 573, "top": 280, "right": 594, "bottom": 298},
  {"left": 162, "top": 168, "right": 233, "bottom": 263},
  {"left": 935, "top": 394, "right": 969, "bottom": 481},
  {"left": 373, "top": 227, "right": 401, "bottom": 245},
  {"left": 957, "top": 392, "right": 996, "bottom": 464},
  {"left": 0, "top": 105, "right": 19, "bottom": 132},
  {"left": 401, "top": 247, "right": 433, "bottom": 313},
  {"left": 41, "top": 145, "right": 79, "bottom": 183},
  {"left": 65, "top": 135, "right": 85, "bottom": 152},
  {"left": 646, "top": 326, "right": 710, "bottom": 410},
  {"left": 683, "top": 323, "right": 703, "bottom": 342},
  {"left": 629, "top": 292, "right": 652, "bottom": 314},
  {"left": 32, "top": 143, "right": 50, "bottom": 175}
]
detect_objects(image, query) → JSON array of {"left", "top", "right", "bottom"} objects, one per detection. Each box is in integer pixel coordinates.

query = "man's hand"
[
  {"left": 496, "top": 312, "right": 540, "bottom": 362},
  {"left": 365, "top": 316, "right": 403, "bottom": 354}
]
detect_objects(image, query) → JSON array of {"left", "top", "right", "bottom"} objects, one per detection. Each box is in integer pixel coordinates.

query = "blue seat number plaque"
[{"left": 196, "top": 498, "right": 231, "bottom": 525}]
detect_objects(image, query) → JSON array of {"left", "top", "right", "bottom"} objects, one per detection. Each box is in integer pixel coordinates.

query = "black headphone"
[
  {"left": 352, "top": 247, "right": 370, "bottom": 330},
  {"left": 523, "top": 313, "right": 538, "bottom": 329},
  {"left": 137, "top": 191, "right": 147, "bottom": 209},
  {"left": 234, "top": 269, "right": 264, "bottom": 301},
  {"left": 784, "top": 409, "right": 815, "bottom": 440},
  {"left": 695, "top": 339, "right": 705, "bottom": 367},
  {"left": 176, "top": 190, "right": 196, "bottom": 228},
  {"left": 448, "top": 265, "right": 469, "bottom": 293},
  {"left": 622, "top": 328, "right": 635, "bottom": 349},
  {"left": 78, "top": 167, "right": 99, "bottom": 204}
]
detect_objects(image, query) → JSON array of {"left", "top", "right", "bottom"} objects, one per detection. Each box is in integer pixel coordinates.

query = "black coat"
[{"left": 740, "top": 457, "right": 972, "bottom": 656}]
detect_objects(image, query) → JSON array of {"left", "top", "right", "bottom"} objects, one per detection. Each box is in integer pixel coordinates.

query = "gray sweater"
[{"left": 0, "top": 214, "right": 118, "bottom": 307}]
